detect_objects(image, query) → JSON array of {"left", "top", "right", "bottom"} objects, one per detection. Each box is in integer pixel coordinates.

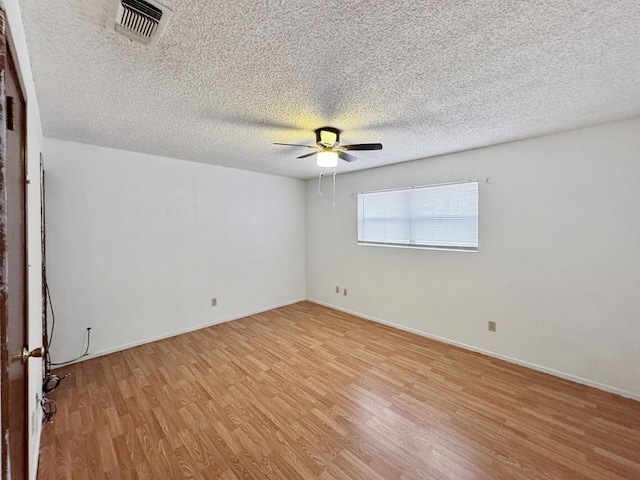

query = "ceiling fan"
[{"left": 274, "top": 127, "right": 382, "bottom": 168}]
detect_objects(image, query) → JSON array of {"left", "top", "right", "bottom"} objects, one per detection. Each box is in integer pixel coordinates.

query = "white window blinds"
[{"left": 357, "top": 181, "right": 478, "bottom": 251}]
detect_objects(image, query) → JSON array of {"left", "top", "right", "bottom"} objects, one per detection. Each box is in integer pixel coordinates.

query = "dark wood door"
[{"left": 0, "top": 10, "right": 29, "bottom": 480}]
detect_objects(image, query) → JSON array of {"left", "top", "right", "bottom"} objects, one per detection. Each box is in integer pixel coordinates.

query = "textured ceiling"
[{"left": 18, "top": 0, "right": 640, "bottom": 179}]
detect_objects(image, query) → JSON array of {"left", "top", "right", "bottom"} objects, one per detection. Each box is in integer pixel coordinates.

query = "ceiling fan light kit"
[
  {"left": 274, "top": 126, "right": 382, "bottom": 169},
  {"left": 316, "top": 148, "right": 339, "bottom": 168}
]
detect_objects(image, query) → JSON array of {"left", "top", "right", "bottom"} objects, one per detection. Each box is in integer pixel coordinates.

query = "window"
[{"left": 357, "top": 180, "right": 478, "bottom": 251}]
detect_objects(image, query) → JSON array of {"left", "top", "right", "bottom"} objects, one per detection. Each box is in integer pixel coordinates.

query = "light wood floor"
[{"left": 38, "top": 302, "right": 640, "bottom": 479}]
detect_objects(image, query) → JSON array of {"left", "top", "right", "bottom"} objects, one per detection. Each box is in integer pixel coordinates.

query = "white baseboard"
[
  {"left": 53, "top": 298, "right": 306, "bottom": 367},
  {"left": 306, "top": 298, "right": 640, "bottom": 402}
]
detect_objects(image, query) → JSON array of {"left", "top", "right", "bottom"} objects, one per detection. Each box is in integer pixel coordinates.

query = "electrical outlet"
[
  {"left": 211, "top": 298, "right": 217, "bottom": 307},
  {"left": 488, "top": 321, "right": 496, "bottom": 332},
  {"left": 336, "top": 286, "right": 339, "bottom": 293},
  {"left": 343, "top": 288, "right": 348, "bottom": 296}
]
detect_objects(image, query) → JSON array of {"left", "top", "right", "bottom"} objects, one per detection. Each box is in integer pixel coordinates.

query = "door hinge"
[{"left": 6, "top": 96, "right": 15, "bottom": 131}]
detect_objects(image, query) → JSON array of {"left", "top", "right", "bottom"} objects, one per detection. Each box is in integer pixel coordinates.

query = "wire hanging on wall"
[{"left": 39, "top": 155, "right": 91, "bottom": 425}]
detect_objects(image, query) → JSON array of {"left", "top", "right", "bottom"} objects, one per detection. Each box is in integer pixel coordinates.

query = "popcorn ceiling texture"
[{"left": 18, "top": 0, "right": 640, "bottom": 179}]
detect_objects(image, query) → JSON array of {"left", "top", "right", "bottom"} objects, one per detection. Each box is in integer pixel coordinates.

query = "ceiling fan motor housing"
[{"left": 315, "top": 127, "right": 340, "bottom": 147}]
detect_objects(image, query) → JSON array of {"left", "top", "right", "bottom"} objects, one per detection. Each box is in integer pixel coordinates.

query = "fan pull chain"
[
  {"left": 333, "top": 172, "right": 336, "bottom": 207},
  {"left": 317, "top": 171, "right": 324, "bottom": 196}
]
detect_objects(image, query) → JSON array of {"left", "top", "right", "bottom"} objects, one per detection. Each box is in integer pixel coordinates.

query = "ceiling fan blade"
[
  {"left": 297, "top": 151, "right": 320, "bottom": 159},
  {"left": 273, "top": 143, "right": 317, "bottom": 148},
  {"left": 340, "top": 143, "right": 383, "bottom": 151},
  {"left": 338, "top": 151, "right": 358, "bottom": 162}
]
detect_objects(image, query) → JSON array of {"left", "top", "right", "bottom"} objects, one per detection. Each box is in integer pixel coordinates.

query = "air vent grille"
[
  {"left": 108, "top": 0, "right": 172, "bottom": 46},
  {"left": 119, "top": 0, "right": 162, "bottom": 38}
]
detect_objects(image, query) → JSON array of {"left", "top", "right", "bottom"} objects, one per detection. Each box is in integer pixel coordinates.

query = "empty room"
[{"left": 1, "top": 0, "right": 639, "bottom": 479}]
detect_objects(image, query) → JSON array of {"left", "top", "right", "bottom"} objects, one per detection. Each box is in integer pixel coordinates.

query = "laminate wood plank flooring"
[{"left": 38, "top": 301, "right": 640, "bottom": 479}]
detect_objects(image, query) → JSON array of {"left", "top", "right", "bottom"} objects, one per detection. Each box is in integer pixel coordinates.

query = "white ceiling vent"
[{"left": 107, "top": 0, "right": 172, "bottom": 46}]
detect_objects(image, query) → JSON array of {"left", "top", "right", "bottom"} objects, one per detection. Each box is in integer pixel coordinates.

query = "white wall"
[
  {"left": 2, "top": 1, "right": 45, "bottom": 479},
  {"left": 307, "top": 118, "right": 640, "bottom": 400},
  {"left": 44, "top": 139, "right": 306, "bottom": 363}
]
